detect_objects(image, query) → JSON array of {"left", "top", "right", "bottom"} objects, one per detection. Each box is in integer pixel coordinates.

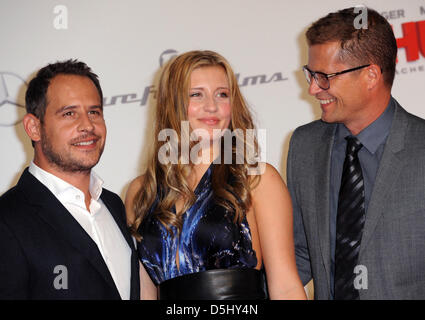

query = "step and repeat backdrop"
[{"left": 1, "top": 0, "right": 424, "bottom": 199}]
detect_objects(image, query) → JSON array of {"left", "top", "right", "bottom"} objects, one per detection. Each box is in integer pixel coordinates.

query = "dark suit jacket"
[
  {"left": 0, "top": 168, "right": 140, "bottom": 300},
  {"left": 287, "top": 100, "right": 425, "bottom": 299}
]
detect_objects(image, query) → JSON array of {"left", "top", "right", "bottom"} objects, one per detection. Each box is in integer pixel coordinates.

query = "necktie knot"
[{"left": 345, "top": 136, "right": 363, "bottom": 156}]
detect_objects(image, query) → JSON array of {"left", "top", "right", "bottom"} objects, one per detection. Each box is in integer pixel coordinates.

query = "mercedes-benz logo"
[
  {"left": 0, "top": 72, "right": 27, "bottom": 127},
  {"left": 159, "top": 49, "right": 178, "bottom": 67}
]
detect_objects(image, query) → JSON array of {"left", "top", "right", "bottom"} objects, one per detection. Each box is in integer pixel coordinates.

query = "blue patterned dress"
[{"left": 137, "top": 164, "right": 258, "bottom": 285}]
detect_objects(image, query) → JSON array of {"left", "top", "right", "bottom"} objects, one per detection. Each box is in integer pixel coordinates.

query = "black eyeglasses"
[{"left": 302, "top": 64, "right": 370, "bottom": 90}]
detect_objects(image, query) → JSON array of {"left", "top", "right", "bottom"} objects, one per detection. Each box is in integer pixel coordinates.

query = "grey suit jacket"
[{"left": 287, "top": 100, "right": 425, "bottom": 299}]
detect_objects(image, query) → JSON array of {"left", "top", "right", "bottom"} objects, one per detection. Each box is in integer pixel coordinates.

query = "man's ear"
[
  {"left": 365, "top": 64, "right": 382, "bottom": 90},
  {"left": 22, "top": 113, "right": 41, "bottom": 143}
]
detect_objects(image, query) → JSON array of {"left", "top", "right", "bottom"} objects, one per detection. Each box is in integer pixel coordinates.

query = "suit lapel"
[
  {"left": 359, "top": 103, "right": 407, "bottom": 258},
  {"left": 314, "top": 123, "right": 337, "bottom": 293},
  {"left": 101, "top": 193, "right": 135, "bottom": 251},
  {"left": 18, "top": 169, "right": 120, "bottom": 297},
  {"left": 101, "top": 191, "right": 140, "bottom": 300}
]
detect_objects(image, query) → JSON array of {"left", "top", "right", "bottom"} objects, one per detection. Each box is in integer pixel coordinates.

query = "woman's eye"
[
  {"left": 218, "top": 91, "right": 229, "bottom": 98},
  {"left": 190, "top": 92, "right": 201, "bottom": 98}
]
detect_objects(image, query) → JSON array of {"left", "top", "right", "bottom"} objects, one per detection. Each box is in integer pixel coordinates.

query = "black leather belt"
[{"left": 159, "top": 268, "right": 267, "bottom": 300}]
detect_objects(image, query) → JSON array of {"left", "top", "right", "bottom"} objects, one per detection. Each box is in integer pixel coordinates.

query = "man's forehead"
[
  {"left": 45, "top": 74, "right": 101, "bottom": 109},
  {"left": 307, "top": 42, "right": 346, "bottom": 68},
  {"left": 48, "top": 74, "right": 93, "bottom": 89},
  {"left": 308, "top": 42, "right": 341, "bottom": 56},
  {"left": 47, "top": 74, "right": 98, "bottom": 97}
]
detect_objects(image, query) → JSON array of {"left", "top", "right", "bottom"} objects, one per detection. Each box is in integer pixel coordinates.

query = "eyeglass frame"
[{"left": 302, "top": 64, "right": 371, "bottom": 90}]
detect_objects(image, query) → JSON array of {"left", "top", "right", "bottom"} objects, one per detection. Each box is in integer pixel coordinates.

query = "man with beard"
[{"left": 0, "top": 60, "right": 140, "bottom": 299}]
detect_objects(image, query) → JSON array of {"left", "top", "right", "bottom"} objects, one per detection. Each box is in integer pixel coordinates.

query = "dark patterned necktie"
[{"left": 334, "top": 136, "right": 366, "bottom": 300}]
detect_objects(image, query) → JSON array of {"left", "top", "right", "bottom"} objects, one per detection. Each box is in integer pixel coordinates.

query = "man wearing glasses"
[{"left": 287, "top": 7, "right": 425, "bottom": 299}]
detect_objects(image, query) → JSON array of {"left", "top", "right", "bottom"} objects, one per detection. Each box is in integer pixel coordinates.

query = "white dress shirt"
[{"left": 29, "top": 162, "right": 131, "bottom": 300}]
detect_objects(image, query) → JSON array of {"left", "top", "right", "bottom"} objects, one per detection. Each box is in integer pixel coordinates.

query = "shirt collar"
[
  {"left": 335, "top": 97, "right": 395, "bottom": 154},
  {"left": 28, "top": 161, "right": 104, "bottom": 202}
]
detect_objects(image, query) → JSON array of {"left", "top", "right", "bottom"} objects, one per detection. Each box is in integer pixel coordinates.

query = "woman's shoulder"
[
  {"left": 253, "top": 162, "right": 284, "bottom": 183},
  {"left": 129, "top": 174, "right": 145, "bottom": 192},
  {"left": 251, "top": 162, "right": 287, "bottom": 195},
  {"left": 249, "top": 163, "right": 292, "bottom": 217},
  {"left": 125, "top": 175, "right": 145, "bottom": 224},
  {"left": 126, "top": 175, "right": 145, "bottom": 200}
]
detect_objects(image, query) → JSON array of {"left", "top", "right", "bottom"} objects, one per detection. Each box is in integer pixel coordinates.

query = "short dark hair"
[
  {"left": 25, "top": 59, "right": 103, "bottom": 122},
  {"left": 306, "top": 7, "right": 397, "bottom": 88}
]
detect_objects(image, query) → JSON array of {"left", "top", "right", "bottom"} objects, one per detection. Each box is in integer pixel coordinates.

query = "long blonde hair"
[{"left": 131, "top": 50, "right": 261, "bottom": 240}]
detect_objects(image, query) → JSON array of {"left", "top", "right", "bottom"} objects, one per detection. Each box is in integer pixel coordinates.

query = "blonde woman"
[{"left": 125, "top": 50, "right": 306, "bottom": 300}]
